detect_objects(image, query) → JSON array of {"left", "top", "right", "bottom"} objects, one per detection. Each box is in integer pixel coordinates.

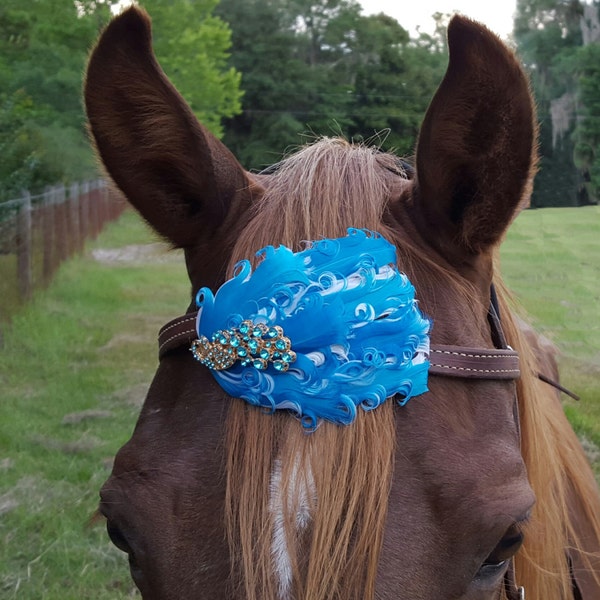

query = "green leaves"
[
  {"left": 514, "top": 0, "right": 600, "bottom": 206},
  {"left": 0, "top": 0, "right": 108, "bottom": 200},
  {"left": 0, "top": 0, "right": 242, "bottom": 200},
  {"left": 216, "top": 0, "right": 448, "bottom": 169},
  {"left": 574, "top": 43, "right": 600, "bottom": 198},
  {"left": 141, "top": 0, "right": 243, "bottom": 137}
]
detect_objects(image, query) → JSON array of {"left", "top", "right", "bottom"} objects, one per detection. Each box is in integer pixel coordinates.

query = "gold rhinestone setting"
[{"left": 190, "top": 320, "right": 297, "bottom": 372}]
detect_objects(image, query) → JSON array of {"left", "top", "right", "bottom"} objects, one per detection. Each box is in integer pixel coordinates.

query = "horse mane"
[
  {"left": 222, "top": 137, "right": 600, "bottom": 599},
  {"left": 495, "top": 280, "right": 600, "bottom": 599}
]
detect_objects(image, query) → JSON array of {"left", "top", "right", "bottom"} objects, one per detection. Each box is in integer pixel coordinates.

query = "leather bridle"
[{"left": 157, "top": 294, "right": 520, "bottom": 383}]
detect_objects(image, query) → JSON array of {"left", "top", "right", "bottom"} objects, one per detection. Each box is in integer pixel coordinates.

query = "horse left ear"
[
  {"left": 84, "top": 7, "right": 251, "bottom": 248},
  {"left": 413, "top": 16, "right": 537, "bottom": 262}
]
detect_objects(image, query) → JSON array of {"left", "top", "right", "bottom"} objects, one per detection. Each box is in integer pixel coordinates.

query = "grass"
[
  {"left": 0, "top": 211, "right": 189, "bottom": 599},
  {"left": 0, "top": 206, "right": 598, "bottom": 598},
  {"left": 500, "top": 205, "right": 600, "bottom": 451}
]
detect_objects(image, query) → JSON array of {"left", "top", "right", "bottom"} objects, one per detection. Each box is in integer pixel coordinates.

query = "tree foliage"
[
  {"left": 0, "top": 0, "right": 242, "bottom": 202},
  {"left": 215, "top": 0, "right": 448, "bottom": 170},
  {"left": 0, "top": 0, "right": 107, "bottom": 200},
  {"left": 514, "top": 0, "right": 600, "bottom": 205},
  {"left": 141, "top": 0, "right": 242, "bottom": 137}
]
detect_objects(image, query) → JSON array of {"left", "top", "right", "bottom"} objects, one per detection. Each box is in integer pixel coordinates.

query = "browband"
[{"left": 157, "top": 312, "right": 521, "bottom": 381}]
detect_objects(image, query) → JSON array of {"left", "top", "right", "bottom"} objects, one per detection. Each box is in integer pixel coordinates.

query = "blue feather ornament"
[{"left": 192, "top": 228, "right": 431, "bottom": 429}]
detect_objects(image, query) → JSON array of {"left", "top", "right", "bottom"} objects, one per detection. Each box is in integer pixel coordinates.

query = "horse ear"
[
  {"left": 84, "top": 7, "right": 250, "bottom": 247},
  {"left": 413, "top": 16, "right": 537, "bottom": 262}
]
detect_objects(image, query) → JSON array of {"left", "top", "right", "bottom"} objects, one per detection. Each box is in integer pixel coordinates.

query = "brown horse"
[{"left": 84, "top": 7, "right": 600, "bottom": 600}]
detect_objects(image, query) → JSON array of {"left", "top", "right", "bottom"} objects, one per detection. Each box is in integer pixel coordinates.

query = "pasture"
[{"left": 0, "top": 205, "right": 598, "bottom": 598}]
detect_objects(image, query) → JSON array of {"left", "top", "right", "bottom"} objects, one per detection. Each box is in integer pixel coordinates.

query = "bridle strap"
[
  {"left": 504, "top": 559, "right": 526, "bottom": 600},
  {"left": 157, "top": 311, "right": 521, "bottom": 381},
  {"left": 428, "top": 345, "right": 520, "bottom": 380},
  {"left": 158, "top": 313, "right": 198, "bottom": 358}
]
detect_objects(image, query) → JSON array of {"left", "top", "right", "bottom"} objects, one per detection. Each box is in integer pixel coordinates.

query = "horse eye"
[
  {"left": 107, "top": 521, "right": 133, "bottom": 554},
  {"left": 475, "top": 525, "right": 525, "bottom": 581}
]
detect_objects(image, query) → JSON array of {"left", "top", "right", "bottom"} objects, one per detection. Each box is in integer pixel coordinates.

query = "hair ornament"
[{"left": 191, "top": 228, "right": 431, "bottom": 429}]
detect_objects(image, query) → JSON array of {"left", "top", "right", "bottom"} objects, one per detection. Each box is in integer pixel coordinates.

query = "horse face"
[{"left": 86, "top": 8, "right": 537, "bottom": 599}]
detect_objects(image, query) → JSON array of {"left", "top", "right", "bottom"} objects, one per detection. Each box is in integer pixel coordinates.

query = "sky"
[{"left": 359, "top": 0, "right": 517, "bottom": 39}]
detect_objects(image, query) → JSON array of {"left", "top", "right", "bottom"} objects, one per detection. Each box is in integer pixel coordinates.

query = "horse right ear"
[
  {"left": 84, "top": 7, "right": 251, "bottom": 248},
  {"left": 413, "top": 16, "right": 537, "bottom": 266}
]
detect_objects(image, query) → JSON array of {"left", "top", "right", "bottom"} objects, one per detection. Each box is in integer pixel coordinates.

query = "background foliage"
[
  {"left": 515, "top": 0, "right": 600, "bottom": 205},
  {"left": 0, "top": 0, "right": 241, "bottom": 201},
  {"left": 215, "top": 0, "right": 449, "bottom": 169},
  {"left": 1, "top": 1, "right": 599, "bottom": 201}
]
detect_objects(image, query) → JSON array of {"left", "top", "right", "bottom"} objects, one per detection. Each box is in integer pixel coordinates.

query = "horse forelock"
[
  {"left": 224, "top": 138, "right": 409, "bottom": 600},
  {"left": 228, "top": 138, "right": 408, "bottom": 270}
]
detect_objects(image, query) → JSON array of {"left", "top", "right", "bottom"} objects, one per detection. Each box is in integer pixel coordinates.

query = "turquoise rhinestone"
[
  {"left": 237, "top": 347, "right": 248, "bottom": 358},
  {"left": 215, "top": 331, "right": 229, "bottom": 345},
  {"left": 273, "top": 360, "right": 288, "bottom": 372},
  {"left": 275, "top": 339, "right": 287, "bottom": 351},
  {"left": 253, "top": 358, "right": 267, "bottom": 370}
]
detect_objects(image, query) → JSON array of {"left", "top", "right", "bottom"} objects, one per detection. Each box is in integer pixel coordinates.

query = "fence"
[{"left": 0, "top": 180, "right": 126, "bottom": 326}]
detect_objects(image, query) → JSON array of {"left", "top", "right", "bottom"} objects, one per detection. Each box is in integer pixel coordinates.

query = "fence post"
[
  {"left": 42, "top": 187, "right": 54, "bottom": 285},
  {"left": 54, "top": 185, "right": 67, "bottom": 263},
  {"left": 91, "top": 180, "right": 100, "bottom": 238},
  {"left": 80, "top": 181, "right": 90, "bottom": 242},
  {"left": 16, "top": 191, "right": 32, "bottom": 300},
  {"left": 70, "top": 182, "right": 82, "bottom": 253}
]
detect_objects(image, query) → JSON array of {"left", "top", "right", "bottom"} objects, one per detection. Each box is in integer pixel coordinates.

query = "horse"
[{"left": 84, "top": 7, "right": 600, "bottom": 599}]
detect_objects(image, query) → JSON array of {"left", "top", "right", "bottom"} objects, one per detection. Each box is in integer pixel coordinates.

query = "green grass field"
[
  {"left": 0, "top": 212, "right": 188, "bottom": 598},
  {"left": 500, "top": 205, "right": 600, "bottom": 451},
  {"left": 0, "top": 206, "right": 598, "bottom": 598}
]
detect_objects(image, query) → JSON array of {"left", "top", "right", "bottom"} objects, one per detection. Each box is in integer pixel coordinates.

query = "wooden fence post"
[
  {"left": 42, "top": 187, "right": 54, "bottom": 285},
  {"left": 69, "top": 182, "right": 82, "bottom": 253},
  {"left": 16, "top": 191, "right": 32, "bottom": 300},
  {"left": 80, "top": 181, "right": 90, "bottom": 243},
  {"left": 54, "top": 185, "right": 68, "bottom": 263}
]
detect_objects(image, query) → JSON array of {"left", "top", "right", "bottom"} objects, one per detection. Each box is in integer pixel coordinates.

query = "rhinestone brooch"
[{"left": 190, "top": 320, "right": 297, "bottom": 372}]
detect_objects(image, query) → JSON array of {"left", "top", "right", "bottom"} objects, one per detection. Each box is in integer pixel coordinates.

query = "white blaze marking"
[{"left": 269, "top": 457, "right": 315, "bottom": 599}]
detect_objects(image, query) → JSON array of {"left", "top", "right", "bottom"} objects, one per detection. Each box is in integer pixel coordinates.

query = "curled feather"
[{"left": 194, "top": 229, "right": 431, "bottom": 428}]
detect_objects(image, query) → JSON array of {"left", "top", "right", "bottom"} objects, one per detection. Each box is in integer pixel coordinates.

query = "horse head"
[{"left": 85, "top": 8, "right": 600, "bottom": 599}]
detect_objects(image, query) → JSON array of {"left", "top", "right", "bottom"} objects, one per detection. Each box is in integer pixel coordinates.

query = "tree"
[
  {"left": 514, "top": 0, "right": 600, "bottom": 206},
  {"left": 216, "top": 0, "right": 448, "bottom": 170},
  {"left": 141, "top": 0, "right": 242, "bottom": 137},
  {"left": 0, "top": 0, "right": 106, "bottom": 200},
  {"left": 573, "top": 31, "right": 600, "bottom": 198},
  {"left": 348, "top": 13, "right": 447, "bottom": 155},
  {"left": 0, "top": 0, "right": 242, "bottom": 201}
]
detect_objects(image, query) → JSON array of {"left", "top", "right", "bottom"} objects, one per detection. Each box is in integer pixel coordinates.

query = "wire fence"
[{"left": 0, "top": 180, "right": 126, "bottom": 327}]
